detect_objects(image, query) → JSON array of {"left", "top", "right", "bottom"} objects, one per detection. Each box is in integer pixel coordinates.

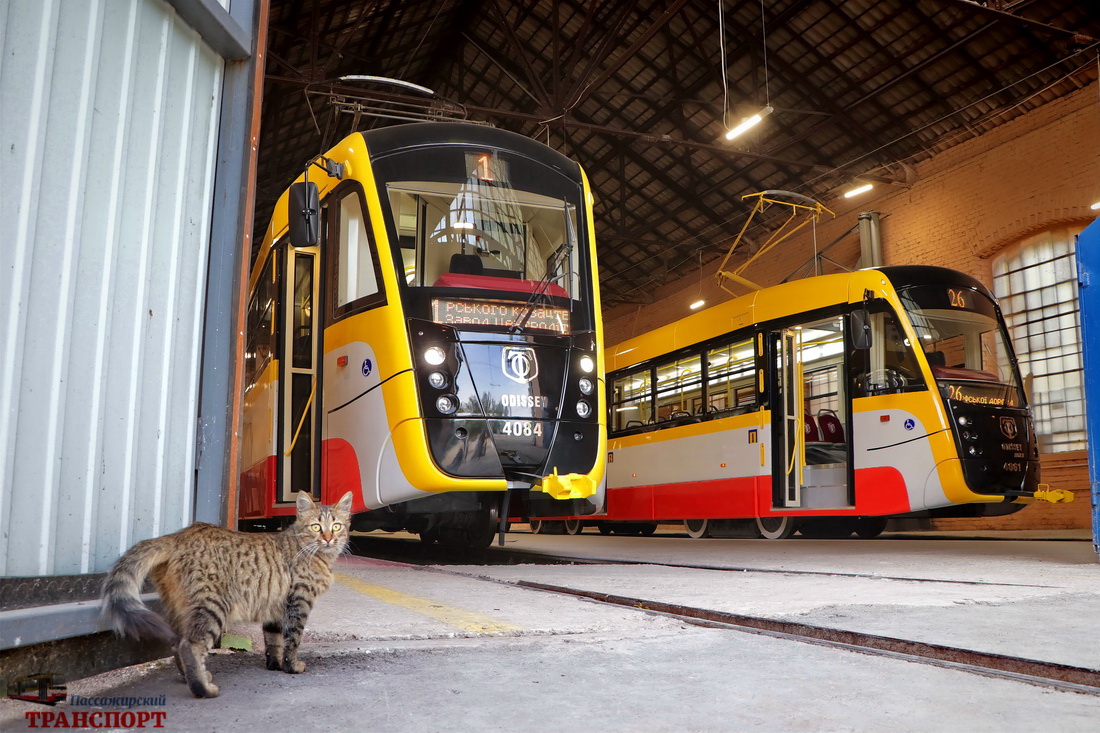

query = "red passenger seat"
[
  {"left": 803, "top": 413, "right": 821, "bottom": 442},
  {"left": 817, "top": 410, "right": 845, "bottom": 443}
]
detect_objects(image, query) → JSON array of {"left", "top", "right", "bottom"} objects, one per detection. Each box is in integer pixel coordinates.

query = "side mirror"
[
  {"left": 851, "top": 308, "right": 872, "bottom": 350},
  {"left": 288, "top": 182, "right": 319, "bottom": 247}
]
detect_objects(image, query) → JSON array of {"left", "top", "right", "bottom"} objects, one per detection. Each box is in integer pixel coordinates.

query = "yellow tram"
[
  {"left": 240, "top": 123, "right": 606, "bottom": 546},
  {"left": 538, "top": 266, "right": 1071, "bottom": 539}
]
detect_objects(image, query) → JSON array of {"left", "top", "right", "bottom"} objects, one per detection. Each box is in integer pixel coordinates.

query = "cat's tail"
[{"left": 101, "top": 537, "right": 176, "bottom": 643}]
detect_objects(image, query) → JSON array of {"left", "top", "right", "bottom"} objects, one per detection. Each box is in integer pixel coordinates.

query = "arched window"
[{"left": 991, "top": 226, "right": 1085, "bottom": 452}]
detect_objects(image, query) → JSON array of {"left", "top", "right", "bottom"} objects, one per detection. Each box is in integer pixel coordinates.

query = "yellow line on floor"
[{"left": 334, "top": 573, "right": 522, "bottom": 634}]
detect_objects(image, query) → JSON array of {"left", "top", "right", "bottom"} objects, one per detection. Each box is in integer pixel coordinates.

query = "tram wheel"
[
  {"left": 755, "top": 516, "right": 797, "bottom": 540},
  {"left": 597, "top": 523, "right": 613, "bottom": 535},
  {"left": 684, "top": 519, "right": 711, "bottom": 539},
  {"left": 637, "top": 522, "right": 658, "bottom": 536},
  {"left": 564, "top": 518, "right": 583, "bottom": 535},
  {"left": 855, "top": 517, "right": 888, "bottom": 539},
  {"left": 464, "top": 523, "right": 498, "bottom": 549},
  {"left": 530, "top": 519, "right": 545, "bottom": 534}
]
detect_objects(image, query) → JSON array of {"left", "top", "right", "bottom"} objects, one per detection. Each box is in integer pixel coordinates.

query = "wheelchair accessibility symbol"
[
  {"left": 904, "top": 418, "right": 915, "bottom": 431},
  {"left": 362, "top": 359, "right": 373, "bottom": 377}
]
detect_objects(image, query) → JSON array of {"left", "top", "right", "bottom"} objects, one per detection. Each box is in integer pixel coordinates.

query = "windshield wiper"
[{"left": 509, "top": 205, "right": 576, "bottom": 333}]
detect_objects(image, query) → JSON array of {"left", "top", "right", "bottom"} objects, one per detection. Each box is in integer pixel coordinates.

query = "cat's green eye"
[
  {"left": 331, "top": 523, "right": 342, "bottom": 532},
  {"left": 309, "top": 523, "right": 321, "bottom": 532}
]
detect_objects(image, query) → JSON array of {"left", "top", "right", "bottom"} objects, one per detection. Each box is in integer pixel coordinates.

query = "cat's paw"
[
  {"left": 265, "top": 655, "right": 282, "bottom": 671},
  {"left": 283, "top": 659, "right": 307, "bottom": 674},
  {"left": 187, "top": 678, "right": 220, "bottom": 698}
]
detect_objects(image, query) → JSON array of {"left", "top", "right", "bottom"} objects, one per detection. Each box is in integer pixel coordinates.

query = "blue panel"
[{"left": 1074, "top": 217, "right": 1100, "bottom": 559}]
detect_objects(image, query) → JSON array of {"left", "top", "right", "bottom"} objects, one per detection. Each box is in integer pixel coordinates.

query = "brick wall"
[{"left": 600, "top": 83, "right": 1099, "bottom": 531}]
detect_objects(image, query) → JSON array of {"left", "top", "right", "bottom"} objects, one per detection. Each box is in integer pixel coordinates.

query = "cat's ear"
[
  {"left": 335, "top": 491, "right": 354, "bottom": 515},
  {"left": 296, "top": 491, "right": 316, "bottom": 513}
]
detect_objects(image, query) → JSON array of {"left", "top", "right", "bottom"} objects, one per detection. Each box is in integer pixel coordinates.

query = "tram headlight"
[
  {"left": 436, "top": 395, "right": 458, "bottom": 415},
  {"left": 967, "top": 445, "right": 982, "bottom": 457},
  {"left": 424, "top": 346, "right": 447, "bottom": 366},
  {"left": 957, "top": 415, "right": 970, "bottom": 427},
  {"left": 427, "top": 371, "right": 448, "bottom": 390},
  {"left": 576, "top": 399, "right": 592, "bottom": 418},
  {"left": 578, "top": 377, "right": 594, "bottom": 395},
  {"left": 579, "top": 354, "right": 595, "bottom": 374}
]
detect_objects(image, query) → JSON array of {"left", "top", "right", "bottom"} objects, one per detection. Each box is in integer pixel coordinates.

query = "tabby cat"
[{"left": 102, "top": 491, "right": 353, "bottom": 698}]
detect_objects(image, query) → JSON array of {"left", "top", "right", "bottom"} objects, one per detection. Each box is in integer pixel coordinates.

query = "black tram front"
[
  {"left": 888, "top": 266, "right": 1040, "bottom": 502},
  {"left": 367, "top": 123, "right": 604, "bottom": 525}
]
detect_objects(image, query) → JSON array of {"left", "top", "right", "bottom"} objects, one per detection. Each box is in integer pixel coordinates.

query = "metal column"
[
  {"left": 857, "top": 211, "right": 883, "bottom": 268},
  {"left": 193, "top": 0, "right": 265, "bottom": 525}
]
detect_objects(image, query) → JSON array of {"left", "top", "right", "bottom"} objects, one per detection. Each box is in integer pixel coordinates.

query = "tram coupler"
[
  {"left": 1004, "top": 485, "right": 1075, "bottom": 503},
  {"left": 538, "top": 468, "right": 596, "bottom": 500}
]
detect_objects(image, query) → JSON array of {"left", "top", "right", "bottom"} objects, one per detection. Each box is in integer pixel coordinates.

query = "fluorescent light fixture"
[
  {"left": 453, "top": 222, "right": 475, "bottom": 229},
  {"left": 338, "top": 75, "right": 435, "bottom": 96},
  {"left": 844, "top": 183, "right": 874, "bottom": 198},
  {"left": 689, "top": 299, "right": 706, "bottom": 310},
  {"left": 1091, "top": 201, "right": 1100, "bottom": 210},
  {"left": 724, "top": 106, "right": 773, "bottom": 140}
]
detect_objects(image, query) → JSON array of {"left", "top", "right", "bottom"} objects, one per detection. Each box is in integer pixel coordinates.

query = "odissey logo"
[
  {"left": 999, "top": 416, "right": 1018, "bottom": 439},
  {"left": 501, "top": 347, "right": 538, "bottom": 384}
]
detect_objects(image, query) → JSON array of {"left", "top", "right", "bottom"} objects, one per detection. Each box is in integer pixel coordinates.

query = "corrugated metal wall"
[{"left": 0, "top": 0, "right": 225, "bottom": 576}]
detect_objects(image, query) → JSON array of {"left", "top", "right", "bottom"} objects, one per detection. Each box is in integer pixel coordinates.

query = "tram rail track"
[
  {"left": 515, "top": 580, "right": 1100, "bottom": 696},
  {"left": 348, "top": 534, "right": 1099, "bottom": 695},
  {"left": 349, "top": 534, "right": 1055, "bottom": 588}
]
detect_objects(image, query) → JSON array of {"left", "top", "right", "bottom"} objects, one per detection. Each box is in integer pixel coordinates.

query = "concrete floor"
[{"left": 2, "top": 531, "right": 1097, "bottom": 731}]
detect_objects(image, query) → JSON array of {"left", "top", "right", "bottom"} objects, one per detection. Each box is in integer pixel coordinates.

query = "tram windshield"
[
  {"left": 898, "top": 285, "right": 1025, "bottom": 407},
  {"left": 384, "top": 147, "right": 581, "bottom": 304}
]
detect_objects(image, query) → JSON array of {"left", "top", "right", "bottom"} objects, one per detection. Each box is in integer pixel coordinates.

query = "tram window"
[
  {"left": 245, "top": 257, "right": 275, "bottom": 387},
  {"left": 797, "top": 317, "right": 845, "bottom": 422},
  {"left": 611, "top": 369, "right": 653, "bottom": 432},
  {"left": 655, "top": 354, "right": 703, "bottom": 422},
  {"left": 291, "top": 254, "right": 314, "bottom": 369},
  {"left": 335, "top": 192, "right": 381, "bottom": 310},
  {"left": 849, "top": 308, "right": 926, "bottom": 396},
  {"left": 706, "top": 338, "right": 755, "bottom": 414}
]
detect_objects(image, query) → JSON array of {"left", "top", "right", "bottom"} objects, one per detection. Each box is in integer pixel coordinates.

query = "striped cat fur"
[{"left": 102, "top": 491, "right": 353, "bottom": 698}]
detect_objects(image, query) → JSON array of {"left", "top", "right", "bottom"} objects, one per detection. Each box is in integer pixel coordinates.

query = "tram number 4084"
[{"left": 495, "top": 421, "right": 544, "bottom": 437}]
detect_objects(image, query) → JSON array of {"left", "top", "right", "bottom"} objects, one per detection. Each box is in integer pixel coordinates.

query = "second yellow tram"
[{"left": 535, "top": 266, "right": 1071, "bottom": 539}]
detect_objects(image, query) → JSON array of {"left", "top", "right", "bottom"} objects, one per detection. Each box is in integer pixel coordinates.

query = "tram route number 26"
[
  {"left": 948, "top": 288, "right": 969, "bottom": 309},
  {"left": 497, "top": 421, "right": 544, "bottom": 437}
]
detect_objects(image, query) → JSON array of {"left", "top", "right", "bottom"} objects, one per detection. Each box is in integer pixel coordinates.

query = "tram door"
[
  {"left": 279, "top": 244, "right": 322, "bottom": 502},
  {"left": 773, "top": 317, "right": 851, "bottom": 509},
  {"left": 777, "top": 328, "right": 803, "bottom": 507}
]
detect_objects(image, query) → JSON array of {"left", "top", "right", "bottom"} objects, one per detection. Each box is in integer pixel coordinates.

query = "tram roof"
[{"left": 604, "top": 264, "right": 999, "bottom": 372}]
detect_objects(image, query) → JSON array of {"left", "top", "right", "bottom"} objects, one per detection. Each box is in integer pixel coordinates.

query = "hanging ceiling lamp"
[{"left": 721, "top": 0, "right": 773, "bottom": 141}]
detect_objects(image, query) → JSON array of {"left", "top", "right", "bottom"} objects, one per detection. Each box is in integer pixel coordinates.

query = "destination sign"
[
  {"left": 431, "top": 298, "right": 570, "bottom": 334},
  {"left": 941, "top": 382, "right": 1019, "bottom": 409}
]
